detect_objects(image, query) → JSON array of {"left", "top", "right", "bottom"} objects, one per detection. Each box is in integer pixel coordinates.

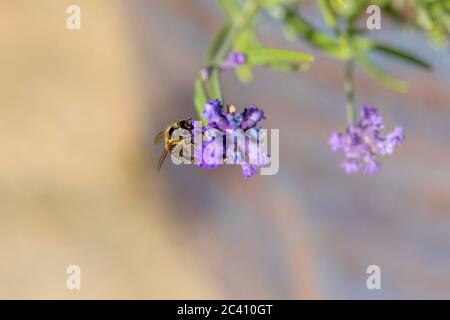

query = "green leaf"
[
  {"left": 194, "top": 79, "right": 208, "bottom": 123},
  {"left": 347, "top": 0, "right": 369, "bottom": 25},
  {"left": 234, "top": 28, "right": 261, "bottom": 51},
  {"left": 235, "top": 66, "right": 254, "bottom": 83},
  {"left": 218, "top": 0, "right": 240, "bottom": 19},
  {"left": 372, "top": 43, "right": 432, "bottom": 70},
  {"left": 283, "top": 10, "right": 352, "bottom": 59},
  {"left": 356, "top": 54, "right": 407, "bottom": 92},
  {"left": 246, "top": 48, "right": 314, "bottom": 67},
  {"left": 317, "top": 0, "right": 337, "bottom": 29},
  {"left": 207, "top": 22, "right": 232, "bottom": 64},
  {"left": 417, "top": 6, "right": 434, "bottom": 30},
  {"left": 259, "top": 0, "right": 296, "bottom": 7},
  {"left": 352, "top": 36, "right": 432, "bottom": 70},
  {"left": 331, "top": 0, "right": 350, "bottom": 13},
  {"left": 233, "top": 28, "right": 261, "bottom": 84},
  {"left": 382, "top": 2, "right": 410, "bottom": 23},
  {"left": 264, "top": 61, "right": 311, "bottom": 72}
]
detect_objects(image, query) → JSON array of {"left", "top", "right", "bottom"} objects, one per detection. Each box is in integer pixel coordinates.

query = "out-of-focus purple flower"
[
  {"left": 382, "top": 126, "right": 405, "bottom": 155},
  {"left": 221, "top": 51, "right": 247, "bottom": 70},
  {"left": 195, "top": 99, "right": 270, "bottom": 178},
  {"left": 328, "top": 132, "right": 345, "bottom": 152},
  {"left": 360, "top": 104, "right": 384, "bottom": 129},
  {"left": 328, "top": 104, "right": 405, "bottom": 175}
]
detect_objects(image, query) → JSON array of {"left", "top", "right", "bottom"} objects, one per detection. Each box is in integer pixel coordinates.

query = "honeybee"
[{"left": 154, "top": 119, "right": 194, "bottom": 171}]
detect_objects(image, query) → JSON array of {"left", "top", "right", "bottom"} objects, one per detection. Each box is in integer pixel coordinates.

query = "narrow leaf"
[
  {"left": 317, "top": 0, "right": 337, "bottom": 29},
  {"left": 233, "top": 28, "right": 260, "bottom": 84},
  {"left": 236, "top": 66, "right": 254, "bottom": 83},
  {"left": 246, "top": 48, "right": 314, "bottom": 67},
  {"left": 372, "top": 43, "right": 432, "bottom": 70},
  {"left": 218, "top": 0, "right": 240, "bottom": 19},
  {"left": 356, "top": 54, "right": 408, "bottom": 92},
  {"left": 283, "top": 10, "right": 352, "bottom": 59}
]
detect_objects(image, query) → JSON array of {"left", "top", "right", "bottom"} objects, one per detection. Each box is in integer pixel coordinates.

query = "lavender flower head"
[
  {"left": 328, "top": 104, "right": 405, "bottom": 175},
  {"left": 221, "top": 51, "right": 247, "bottom": 70},
  {"left": 193, "top": 99, "right": 270, "bottom": 178}
]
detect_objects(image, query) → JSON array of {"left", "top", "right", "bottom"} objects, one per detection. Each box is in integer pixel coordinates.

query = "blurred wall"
[{"left": 0, "top": 0, "right": 218, "bottom": 299}]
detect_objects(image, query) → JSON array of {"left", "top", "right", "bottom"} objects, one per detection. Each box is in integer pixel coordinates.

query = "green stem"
[
  {"left": 212, "top": 0, "right": 258, "bottom": 65},
  {"left": 345, "top": 59, "right": 356, "bottom": 124},
  {"left": 208, "top": 68, "right": 223, "bottom": 102},
  {"left": 204, "top": 0, "right": 260, "bottom": 105}
]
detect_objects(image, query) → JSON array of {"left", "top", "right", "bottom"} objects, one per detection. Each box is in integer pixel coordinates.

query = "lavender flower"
[
  {"left": 328, "top": 104, "right": 405, "bottom": 175},
  {"left": 194, "top": 99, "right": 270, "bottom": 178},
  {"left": 203, "top": 99, "right": 266, "bottom": 130},
  {"left": 221, "top": 51, "right": 247, "bottom": 70}
]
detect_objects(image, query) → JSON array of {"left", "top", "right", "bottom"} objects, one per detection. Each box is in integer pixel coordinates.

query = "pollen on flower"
[
  {"left": 227, "top": 104, "right": 237, "bottom": 115},
  {"left": 328, "top": 104, "right": 405, "bottom": 175}
]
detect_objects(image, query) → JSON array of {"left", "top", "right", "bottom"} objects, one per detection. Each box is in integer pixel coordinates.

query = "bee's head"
[{"left": 179, "top": 118, "right": 193, "bottom": 130}]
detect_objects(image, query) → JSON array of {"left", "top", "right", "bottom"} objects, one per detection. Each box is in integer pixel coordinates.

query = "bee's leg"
[{"left": 157, "top": 149, "right": 169, "bottom": 172}]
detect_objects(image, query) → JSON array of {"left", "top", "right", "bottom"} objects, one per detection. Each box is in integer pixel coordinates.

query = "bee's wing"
[
  {"left": 157, "top": 149, "right": 169, "bottom": 172},
  {"left": 154, "top": 130, "right": 166, "bottom": 145}
]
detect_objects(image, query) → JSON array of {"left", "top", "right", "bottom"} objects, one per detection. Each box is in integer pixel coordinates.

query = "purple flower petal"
[
  {"left": 225, "top": 112, "right": 243, "bottom": 129},
  {"left": 241, "top": 106, "right": 265, "bottom": 130},
  {"left": 241, "top": 164, "right": 259, "bottom": 179},
  {"left": 363, "top": 157, "right": 380, "bottom": 175},
  {"left": 360, "top": 103, "right": 384, "bottom": 129},
  {"left": 341, "top": 158, "right": 361, "bottom": 174},
  {"left": 328, "top": 132, "right": 345, "bottom": 152},
  {"left": 202, "top": 99, "right": 230, "bottom": 130}
]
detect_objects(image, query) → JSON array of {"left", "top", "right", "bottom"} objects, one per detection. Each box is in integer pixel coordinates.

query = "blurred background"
[{"left": 1, "top": 0, "right": 449, "bottom": 299}]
